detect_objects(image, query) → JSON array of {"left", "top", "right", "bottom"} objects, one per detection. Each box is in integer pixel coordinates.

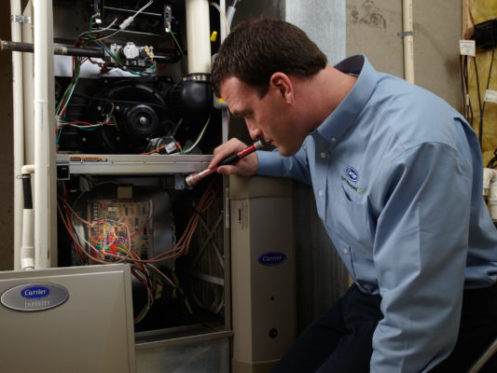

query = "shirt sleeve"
[
  {"left": 256, "top": 144, "right": 311, "bottom": 185},
  {"left": 369, "top": 142, "right": 472, "bottom": 372}
]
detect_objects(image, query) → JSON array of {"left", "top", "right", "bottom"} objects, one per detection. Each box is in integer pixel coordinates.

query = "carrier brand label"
[
  {"left": 21, "top": 286, "right": 50, "bottom": 299},
  {"left": 345, "top": 166, "right": 359, "bottom": 183},
  {"left": 1, "top": 283, "right": 69, "bottom": 312},
  {"left": 257, "top": 252, "right": 287, "bottom": 266}
]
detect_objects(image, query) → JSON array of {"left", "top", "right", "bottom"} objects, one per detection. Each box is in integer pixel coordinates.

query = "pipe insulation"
[
  {"left": 10, "top": 0, "right": 24, "bottom": 270},
  {"left": 33, "top": 0, "right": 57, "bottom": 268},
  {"left": 185, "top": 0, "right": 212, "bottom": 74}
]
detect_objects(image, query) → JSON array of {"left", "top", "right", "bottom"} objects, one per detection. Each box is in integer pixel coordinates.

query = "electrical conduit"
[{"left": 402, "top": 0, "right": 415, "bottom": 83}]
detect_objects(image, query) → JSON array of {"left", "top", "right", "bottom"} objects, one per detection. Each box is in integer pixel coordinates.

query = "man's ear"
[{"left": 269, "top": 72, "right": 294, "bottom": 104}]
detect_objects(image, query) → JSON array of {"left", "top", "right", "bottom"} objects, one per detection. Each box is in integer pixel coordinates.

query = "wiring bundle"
[
  {"left": 56, "top": 6, "right": 161, "bottom": 149},
  {"left": 57, "top": 178, "right": 217, "bottom": 324},
  {"left": 55, "top": 5, "right": 214, "bottom": 155}
]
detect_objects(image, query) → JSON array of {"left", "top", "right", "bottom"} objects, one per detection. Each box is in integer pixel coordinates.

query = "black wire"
[
  {"left": 171, "top": 118, "right": 184, "bottom": 137},
  {"left": 460, "top": 55, "right": 468, "bottom": 119},
  {"left": 466, "top": 56, "right": 475, "bottom": 125},
  {"left": 473, "top": 56, "right": 484, "bottom": 147},
  {"left": 468, "top": 95, "right": 474, "bottom": 125}
]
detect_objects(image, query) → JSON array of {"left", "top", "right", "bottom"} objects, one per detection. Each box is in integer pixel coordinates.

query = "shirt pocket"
[{"left": 336, "top": 181, "right": 373, "bottom": 246}]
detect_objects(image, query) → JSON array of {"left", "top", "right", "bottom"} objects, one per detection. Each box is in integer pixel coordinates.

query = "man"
[{"left": 209, "top": 17, "right": 497, "bottom": 372}]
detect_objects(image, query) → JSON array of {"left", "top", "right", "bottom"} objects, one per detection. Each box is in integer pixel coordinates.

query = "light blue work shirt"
[{"left": 256, "top": 55, "right": 497, "bottom": 372}]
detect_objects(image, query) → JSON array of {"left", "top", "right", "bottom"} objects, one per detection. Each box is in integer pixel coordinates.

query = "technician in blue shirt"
[{"left": 210, "top": 17, "right": 497, "bottom": 372}]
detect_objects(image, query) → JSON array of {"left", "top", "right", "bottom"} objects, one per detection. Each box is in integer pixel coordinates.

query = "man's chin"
[{"left": 276, "top": 146, "right": 298, "bottom": 157}]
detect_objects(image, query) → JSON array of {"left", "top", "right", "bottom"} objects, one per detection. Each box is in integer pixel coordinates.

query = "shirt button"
[
  {"left": 318, "top": 190, "right": 324, "bottom": 197},
  {"left": 331, "top": 137, "right": 336, "bottom": 142},
  {"left": 320, "top": 152, "right": 327, "bottom": 159},
  {"left": 343, "top": 248, "right": 348, "bottom": 255}
]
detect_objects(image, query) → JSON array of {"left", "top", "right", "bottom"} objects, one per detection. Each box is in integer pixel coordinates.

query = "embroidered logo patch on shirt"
[{"left": 345, "top": 166, "right": 359, "bottom": 183}]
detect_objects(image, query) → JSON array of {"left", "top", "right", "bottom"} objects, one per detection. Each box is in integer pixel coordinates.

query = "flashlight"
[{"left": 185, "top": 139, "right": 264, "bottom": 186}]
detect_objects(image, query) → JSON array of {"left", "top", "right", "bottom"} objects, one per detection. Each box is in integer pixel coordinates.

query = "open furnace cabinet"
[{"left": 14, "top": 0, "right": 232, "bottom": 371}]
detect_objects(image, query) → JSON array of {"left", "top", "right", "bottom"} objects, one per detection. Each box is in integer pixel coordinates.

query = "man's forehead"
[
  {"left": 219, "top": 76, "right": 244, "bottom": 95},
  {"left": 220, "top": 77, "right": 254, "bottom": 107}
]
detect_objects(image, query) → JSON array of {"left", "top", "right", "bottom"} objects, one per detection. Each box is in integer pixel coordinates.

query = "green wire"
[
  {"left": 56, "top": 57, "right": 82, "bottom": 116},
  {"left": 56, "top": 127, "right": 63, "bottom": 147},
  {"left": 75, "top": 126, "right": 100, "bottom": 132},
  {"left": 169, "top": 29, "right": 185, "bottom": 57},
  {"left": 182, "top": 115, "right": 211, "bottom": 154},
  {"left": 88, "top": 15, "right": 95, "bottom": 39}
]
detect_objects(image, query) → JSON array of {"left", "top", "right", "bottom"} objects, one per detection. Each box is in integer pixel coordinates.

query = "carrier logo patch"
[{"left": 345, "top": 166, "right": 359, "bottom": 183}]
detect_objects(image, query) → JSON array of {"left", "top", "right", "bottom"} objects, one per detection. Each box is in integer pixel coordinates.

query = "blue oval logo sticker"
[
  {"left": 21, "top": 286, "right": 50, "bottom": 299},
  {"left": 345, "top": 166, "right": 359, "bottom": 183},
  {"left": 1, "top": 283, "right": 69, "bottom": 312},
  {"left": 257, "top": 252, "right": 287, "bottom": 266}
]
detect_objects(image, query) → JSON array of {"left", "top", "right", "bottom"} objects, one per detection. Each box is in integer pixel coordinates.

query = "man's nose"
[{"left": 246, "top": 121, "right": 263, "bottom": 140}]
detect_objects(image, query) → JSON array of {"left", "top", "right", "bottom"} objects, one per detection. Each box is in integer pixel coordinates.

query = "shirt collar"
[{"left": 315, "top": 54, "right": 379, "bottom": 142}]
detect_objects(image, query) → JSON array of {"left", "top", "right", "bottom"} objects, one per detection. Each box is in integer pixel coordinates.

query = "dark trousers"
[{"left": 272, "top": 284, "right": 497, "bottom": 373}]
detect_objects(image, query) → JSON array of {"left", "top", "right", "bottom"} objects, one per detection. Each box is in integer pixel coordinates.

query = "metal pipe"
[
  {"left": 102, "top": 6, "right": 161, "bottom": 18},
  {"left": 1, "top": 39, "right": 182, "bottom": 63},
  {"left": 402, "top": 0, "right": 415, "bottom": 83},
  {"left": 1, "top": 39, "right": 105, "bottom": 57}
]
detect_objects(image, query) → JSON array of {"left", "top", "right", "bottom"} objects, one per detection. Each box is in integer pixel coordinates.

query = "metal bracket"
[
  {"left": 11, "top": 14, "right": 31, "bottom": 25},
  {"left": 397, "top": 31, "right": 414, "bottom": 39},
  {"left": 56, "top": 164, "right": 70, "bottom": 181}
]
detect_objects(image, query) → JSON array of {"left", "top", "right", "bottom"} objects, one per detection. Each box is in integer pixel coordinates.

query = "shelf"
[{"left": 56, "top": 153, "right": 213, "bottom": 176}]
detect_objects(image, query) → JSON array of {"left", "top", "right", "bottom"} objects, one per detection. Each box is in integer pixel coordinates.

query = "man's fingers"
[{"left": 209, "top": 139, "right": 247, "bottom": 169}]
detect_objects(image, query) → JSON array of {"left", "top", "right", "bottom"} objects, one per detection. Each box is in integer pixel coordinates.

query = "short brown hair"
[{"left": 211, "top": 17, "right": 327, "bottom": 97}]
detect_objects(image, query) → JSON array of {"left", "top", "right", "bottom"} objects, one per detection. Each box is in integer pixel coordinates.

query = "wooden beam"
[{"left": 462, "top": 0, "right": 474, "bottom": 39}]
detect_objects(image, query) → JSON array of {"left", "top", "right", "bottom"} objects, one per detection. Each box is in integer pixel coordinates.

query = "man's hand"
[{"left": 209, "top": 138, "right": 258, "bottom": 177}]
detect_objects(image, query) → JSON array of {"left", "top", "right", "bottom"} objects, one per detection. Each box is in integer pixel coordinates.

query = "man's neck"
[{"left": 295, "top": 65, "right": 357, "bottom": 133}]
